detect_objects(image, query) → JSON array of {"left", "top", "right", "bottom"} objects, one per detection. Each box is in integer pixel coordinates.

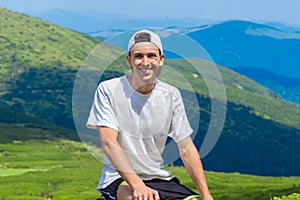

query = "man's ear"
[
  {"left": 159, "top": 54, "right": 165, "bottom": 66},
  {"left": 126, "top": 54, "right": 132, "bottom": 67}
]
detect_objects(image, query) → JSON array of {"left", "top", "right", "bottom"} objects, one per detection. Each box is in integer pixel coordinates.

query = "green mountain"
[
  {"left": 233, "top": 66, "right": 300, "bottom": 104},
  {"left": 162, "top": 59, "right": 300, "bottom": 176},
  {"left": 0, "top": 104, "right": 78, "bottom": 142},
  {"left": 1, "top": 7, "right": 300, "bottom": 176},
  {"left": 0, "top": 7, "right": 101, "bottom": 129}
]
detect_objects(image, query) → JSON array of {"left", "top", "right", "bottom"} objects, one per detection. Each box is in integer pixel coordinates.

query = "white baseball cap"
[{"left": 128, "top": 29, "right": 163, "bottom": 53}]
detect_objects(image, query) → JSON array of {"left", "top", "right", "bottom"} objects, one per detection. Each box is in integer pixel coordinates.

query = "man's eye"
[
  {"left": 134, "top": 54, "right": 143, "bottom": 58},
  {"left": 149, "top": 54, "right": 157, "bottom": 58}
]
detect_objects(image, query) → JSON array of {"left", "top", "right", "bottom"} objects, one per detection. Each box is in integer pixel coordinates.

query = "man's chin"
[{"left": 142, "top": 76, "right": 156, "bottom": 82}]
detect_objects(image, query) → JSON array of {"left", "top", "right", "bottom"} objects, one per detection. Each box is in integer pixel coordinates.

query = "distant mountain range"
[
  {"left": 187, "top": 20, "right": 300, "bottom": 77},
  {"left": 186, "top": 20, "right": 300, "bottom": 104},
  {"left": 28, "top": 8, "right": 217, "bottom": 33}
]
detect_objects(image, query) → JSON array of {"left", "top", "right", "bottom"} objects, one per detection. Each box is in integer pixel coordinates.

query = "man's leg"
[
  {"left": 144, "top": 177, "right": 200, "bottom": 200},
  {"left": 117, "top": 185, "right": 133, "bottom": 200}
]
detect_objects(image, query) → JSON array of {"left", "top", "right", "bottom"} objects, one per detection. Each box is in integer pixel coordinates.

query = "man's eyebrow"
[{"left": 132, "top": 52, "right": 158, "bottom": 56}]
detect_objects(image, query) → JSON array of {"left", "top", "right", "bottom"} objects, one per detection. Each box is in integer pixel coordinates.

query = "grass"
[
  {"left": 167, "top": 166, "right": 300, "bottom": 200},
  {"left": 1, "top": 137, "right": 300, "bottom": 200},
  {"left": 0, "top": 167, "right": 50, "bottom": 177},
  {"left": 0, "top": 139, "right": 101, "bottom": 200}
]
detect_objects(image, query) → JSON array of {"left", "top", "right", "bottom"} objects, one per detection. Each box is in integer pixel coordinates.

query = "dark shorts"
[{"left": 99, "top": 177, "right": 200, "bottom": 200}]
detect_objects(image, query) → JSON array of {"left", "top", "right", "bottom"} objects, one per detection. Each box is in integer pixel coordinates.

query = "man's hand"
[{"left": 132, "top": 184, "right": 160, "bottom": 200}]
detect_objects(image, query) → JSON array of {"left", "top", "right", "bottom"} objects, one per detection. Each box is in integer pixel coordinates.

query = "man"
[{"left": 87, "top": 29, "right": 213, "bottom": 200}]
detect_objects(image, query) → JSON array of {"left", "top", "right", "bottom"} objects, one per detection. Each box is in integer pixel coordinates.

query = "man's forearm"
[
  {"left": 179, "top": 137, "right": 212, "bottom": 199},
  {"left": 99, "top": 127, "right": 145, "bottom": 189},
  {"left": 102, "top": 139, "right": 145, "bottom": 189}
]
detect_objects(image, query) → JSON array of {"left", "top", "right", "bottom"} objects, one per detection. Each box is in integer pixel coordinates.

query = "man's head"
[
  {"left": 126, "top": 30, "right": 164, "bottom": 89},
  {"left": 128, "top": 29, "right": 163, "bottom": 55}
]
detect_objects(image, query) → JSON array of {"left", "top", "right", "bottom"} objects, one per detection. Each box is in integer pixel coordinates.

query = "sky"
[{"left": 1, "top": 0, "right": 300, "bottom": 27}]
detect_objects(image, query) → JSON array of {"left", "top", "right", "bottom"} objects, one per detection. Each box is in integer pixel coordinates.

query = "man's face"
[{"left": 127, "top": 42, "right": 164, "bottom": 84}]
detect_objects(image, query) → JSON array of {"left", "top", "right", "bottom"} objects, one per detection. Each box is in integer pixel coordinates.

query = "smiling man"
[{"left": 87, "top": 29, "right": 213, "bottom": 200}]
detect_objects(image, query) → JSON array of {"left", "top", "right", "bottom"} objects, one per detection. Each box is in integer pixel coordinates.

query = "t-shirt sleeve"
[
  {"left": 168, "top": 89, "right": 193, "bottom": 143},
  {"left": 86, "top": 83, "right": 119, "bottom": 131}
]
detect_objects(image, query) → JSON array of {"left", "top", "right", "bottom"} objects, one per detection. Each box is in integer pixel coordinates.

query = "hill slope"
[
  {"left": 232, "top": 67, "right": 300, "bottom": 104},
  {"left": 0, "top": 104, "right": 78, "bottom": 142},
  {"left": 0, "top": 7, "right": 101, "bottom": 129},
  {"left": 163, "top": 59, "right": 300, "bottom": 176}
]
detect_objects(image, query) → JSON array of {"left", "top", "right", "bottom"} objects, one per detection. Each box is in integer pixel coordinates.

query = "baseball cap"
[{"left": 128, "top": 29, "right": 163, "bottom": 53}]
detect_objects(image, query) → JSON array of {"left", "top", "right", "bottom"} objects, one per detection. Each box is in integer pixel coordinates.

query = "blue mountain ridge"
[
  {"left": 185, "top": 20, "right": 300, "bottom": 104},
  {"left": 31, "top": 8, "right": 215, "bottom": 33},
  {"left": 187, "top": 20, "right": 300, "bottom": 78}
]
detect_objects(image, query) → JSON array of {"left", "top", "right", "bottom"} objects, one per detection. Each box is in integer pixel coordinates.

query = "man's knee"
[{"left": 117, "top": 185, "right": 132, "bottom": 200}]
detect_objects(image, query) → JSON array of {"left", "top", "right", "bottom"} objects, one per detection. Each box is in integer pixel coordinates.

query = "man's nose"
[{"left": 142, "top": 55, "right": 150, "bottom": 65}]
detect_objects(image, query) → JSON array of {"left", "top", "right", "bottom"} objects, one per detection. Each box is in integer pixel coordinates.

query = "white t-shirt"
[{"left": 86, "top": 76, "right": 193, "bottom": 189}]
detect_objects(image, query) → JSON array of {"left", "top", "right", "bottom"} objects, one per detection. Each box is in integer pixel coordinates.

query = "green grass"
[
  {"left": 167, "top": 166, "right": 300, "bottom": 200},
  {"left": 0, "top": 139, "right": 101, "bottom": 200},
  {"left": 1, "top": 135, "right": 300, "bottom": 200},
  {"left": 0, "top": 168, "right": 48, "bottom": 177}
]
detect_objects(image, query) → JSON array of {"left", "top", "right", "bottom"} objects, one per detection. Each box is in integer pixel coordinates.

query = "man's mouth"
[{"left": 139, "top": 66, "right": 152, "bottom": 74}]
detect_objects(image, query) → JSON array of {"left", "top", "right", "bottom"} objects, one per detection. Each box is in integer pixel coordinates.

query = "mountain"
[
  {"left": 0, "top": 7, "right": 102, "bottom": 129},
  {"left": 263, "top": 21, "right": 300, "bottom": 32},
  {"left": 187, "top": 20, "right": 300, "bottom": 79},
  {"left": 187, "top": 20, "right": 300, "bottom": 104},
  {"left": 29, "top": 8, "right": 216, "bottom": 33},
  {"left": 0, "top": 105, "right": 77, "bottom": 142},
  {"left": 29, "top": 8, "right": 134, "bottom": 33},
  {"left": 34, "top": 8, "right": 110, "bottom": 33},
  {"left": 1, "top": 7, "right": 300, "bottom": 176},
  {"left": 232, "top": 67, "right": 300, "bottom": 104}
]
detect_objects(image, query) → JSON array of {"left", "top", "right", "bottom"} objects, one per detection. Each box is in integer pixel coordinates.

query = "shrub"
[{"left": 273, "top": 193, "right": 300, "bottom": 200}]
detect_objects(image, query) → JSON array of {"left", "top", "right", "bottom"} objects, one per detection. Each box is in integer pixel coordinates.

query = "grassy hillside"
[
  {"left": 0, "top": 104, "right": 78, "bottom": 142},
  {"left": 165, "top": 59, "right": 300, "bottom": 130},
  {"left": 0, "top": 7, "right": 100, "bottom": 129},
  {"left": 159, "top": 59, "right": 300, "bottom": 175},
  {"left": 0, "top": 7, "right": 126, "bottom": 129},
  {"left": 0, "top": 7, "right": 99, "bottom": 77},
  {"left": 233, "top": 66, "right": 300, "bottom": 105}
]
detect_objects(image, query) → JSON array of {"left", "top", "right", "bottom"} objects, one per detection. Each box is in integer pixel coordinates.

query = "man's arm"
[
  {"left": 178, "top": 136, "right": 213, "bottom": 200},
  {"left": 98, "top": 126, "right": 160, "bottom": 200}
]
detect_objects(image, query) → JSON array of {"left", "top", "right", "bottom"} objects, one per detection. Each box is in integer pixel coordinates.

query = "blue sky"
[{"left": 1, "top": 0, "right": 300, "bottom": 27}]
